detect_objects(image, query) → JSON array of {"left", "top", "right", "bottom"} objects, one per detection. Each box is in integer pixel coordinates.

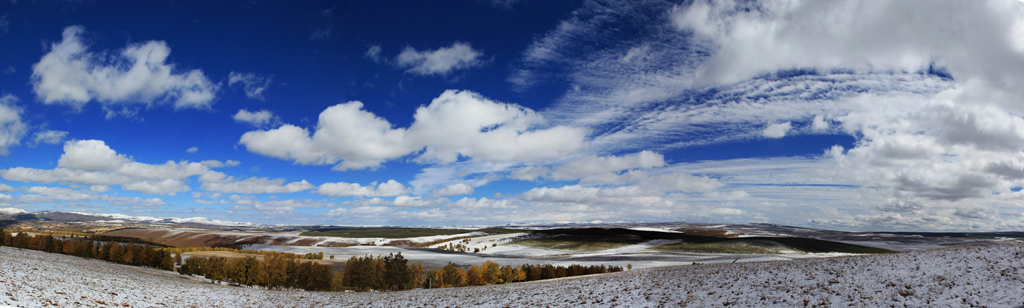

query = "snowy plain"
[{"left": 3, "top": 243, "right": 1024, "bottom": 307}]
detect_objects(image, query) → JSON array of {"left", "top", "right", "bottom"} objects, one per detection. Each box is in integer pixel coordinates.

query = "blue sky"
[{"left": 2, "top": 0, "right": 1024, "bottom": 231}]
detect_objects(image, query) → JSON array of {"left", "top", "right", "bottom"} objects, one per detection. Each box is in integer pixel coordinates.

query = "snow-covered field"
[{"left": 3, "top": 243, "right": 1024, "bottom": 307}]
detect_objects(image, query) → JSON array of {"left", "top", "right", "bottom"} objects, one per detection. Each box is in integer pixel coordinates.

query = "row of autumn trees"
[
  {"left": 179, "top": 254, "right": 340, "bottom": 291},
  {"left": 1, "top": 229, "right": 176, "bottom": 271},
  {"left": 2, "top": 229, "right": 625, "bottom": 292},
  {"left": 0, "top": 229, "right": 340, "bottom": 291},
  {"left": 426, "top": 261, "right": 624, "bottom": 288}
]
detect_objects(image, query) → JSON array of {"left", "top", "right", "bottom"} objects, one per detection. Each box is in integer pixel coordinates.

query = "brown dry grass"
[{"left": 103, "top": 229, "right": 265, "bottom": 248}]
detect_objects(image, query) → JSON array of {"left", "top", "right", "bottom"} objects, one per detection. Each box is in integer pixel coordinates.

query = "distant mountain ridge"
[{"left": 0, "top": 207, "right": 255, "bottom": 227}]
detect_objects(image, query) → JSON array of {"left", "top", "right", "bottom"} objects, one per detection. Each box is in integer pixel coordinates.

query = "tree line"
[
  {"left": 178, "top": 254, "right": 341, "bottom": 291},
  {"left": 424, "top": 261, "right": 623, "bottom": 288},
  {"left": 1, "top": 229, "right": 175, "bottom": 271},
  {"left": 4, "top": 228, "right": 169, "bottom": 247}
]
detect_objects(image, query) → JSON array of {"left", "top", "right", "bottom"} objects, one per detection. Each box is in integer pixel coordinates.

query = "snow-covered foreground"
[{"left": 3, "top": 244, "right": 1024, "bottom": 307}]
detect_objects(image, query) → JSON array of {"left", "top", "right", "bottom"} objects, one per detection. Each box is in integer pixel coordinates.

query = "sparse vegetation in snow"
[{"left": 3, "top": 243, "right": 1024, "bottom": 307}]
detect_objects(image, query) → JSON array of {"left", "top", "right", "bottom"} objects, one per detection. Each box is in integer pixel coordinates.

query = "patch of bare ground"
[{"left": 103, "top": 228, "right": 253, "bottom": 247}]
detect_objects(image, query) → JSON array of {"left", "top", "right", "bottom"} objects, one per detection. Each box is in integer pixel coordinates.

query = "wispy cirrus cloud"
[
  {"left": 503, "top": 0, "right": 1024, "bottom": 230},
  {"left": 228, "top": 72, "right": 272, "bottom": 100}
]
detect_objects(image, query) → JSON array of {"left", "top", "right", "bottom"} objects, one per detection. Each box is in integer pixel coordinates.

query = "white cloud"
[
  {"left": 31, "top": 130, "right": 68, "bottom": 146},
  {"left": 0, "top": 183, "right": 13, "bottom": 193},
  {"left": 199, "top": 160, "right": 240, "bottom": 168},
  {"left": 762, "top": 122, "right": 792, "bottom": 138},
  {"left": 229, "top": 195, "right": 329, "bottom": 211},
  {"left": 316, "top": 179, "right": 410, "bottom": 197},
  {"left": 551, "top": 150, "right": 666, "bottom": 180},
  {"left": 89, "top": 185, "right": 109, "bottom": 193},
  {"left": 240, "top": 90, "right": 588, "bottom": 170},
  {"left": 13, "top": 186, "right": 166, "bottom": 208},
  {"left": 328, "top": 205, "right": 393, "bottom": 216},
  {"left": 186, "top": 147, "right": 198, "bottom": 153},
  {"left": 501, "top": 0, "right": 1024, "bottom": 230},
  {"left": 0, "top": 13, "right": 8, "bottom": 35},
  {"left": 448, "top": 197, "right": 518, "bottom": 209},
  {"left": 365, "top": 44, "right": 382, "bottom": 63},
  {"left": 509, "top": 166, "right": 549, "bottom": 181},
  {"left": 430, "top": 183, "right": 474, "bottom": 197},
  {"left": 339, "top": 195, "right": 451, "bottom": 208},
  {"left": 519, "top": 169, "right": 723, "bottom": 208},
  {"left": 122, "top": 179, "right": 190, "bottom": 195},
  {"left": 200, "top": 177, "right": 314, "bottom": 194},
  {"left": 407, "top": 161, "right": 506, "bottom": 196},
  {"left": 396, "top": 42, "right": 484, "bottom": 76},
  {"left": 672, "top": 0, "right": 1024, "bottom": 98},
  {"left": 0, "top": 139, "right": 222, "bottom": 195},
  {"left": 57, "top": 139, "right": 130, "bottom": 171},
  {"left": 233, "top": 109, "right": 277, "bottom": 127},
  {"left": 823, "top": 93, "right": 1024, "bottom": 205},
  {"left": 0, "top": 94, "right": 26, "bottom": 155},
  {"left": 811, "top": 114, "right": 829, "bottom": 131},
  {"left": 228, "top": 72, "right": 272, "bottom": 100},
  {"left": 31, "top": 26, "right": 219, "bottom": 110}
]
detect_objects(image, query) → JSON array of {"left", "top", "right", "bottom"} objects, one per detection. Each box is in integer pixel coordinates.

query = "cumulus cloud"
[
  {"left": 824, "top": 93, "right": 1024, "bottom": 205},
  {"left": 396, "top": 42, "right": 484, "bottom": 76},
  {"left": 122, "top": 179, "right": 190, "bottom": 195},
  {"left": 240, "top": 90, "right": 588, "bottom": 170},
  {"left": 186, "top": 147, "right": 198, "bottom": 153},
  {"left": 0, "top": 139, "right": 221, "bottom": 195},
  {"left": 228, "top": 72, "right": 272, "bottom": 100},
  {"left": 430, "top": 183, "right": 474, "bottom": 197},
  {"left": 316, "top": 179, "right": 410, "bottom": 197},
  {"left": 811, "top": 114, "right": 829, "bottom": 131},
  {"left": 233, "top": 109, "right": 277, "bottom": 127},
  {"left": 57, "top": 139, "right": 131, "bottom": 171},
  {"left": 200, "top": 177, "right": 314, "bottom": 194},
  {"left": 13, "top": 186, "right": 165, "bottom": 208},
  {"left": 0, "top": 94, "right": 26, "bottom": 155},
  {"left": 762, "top": 122, "right": 792, "bottom": 138},
  {"left": 337, "top": 195, "right": 451, "bottom": 208},
  {"left": 199, "top": 160, "right": 240, "bottom": 168},
  {"left": 229, "top": 195, "right": 329, "bottom": 211},
  {"left": 31, "top": 26, "right": 219, "bottom": 110}
]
